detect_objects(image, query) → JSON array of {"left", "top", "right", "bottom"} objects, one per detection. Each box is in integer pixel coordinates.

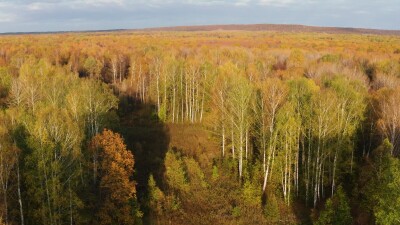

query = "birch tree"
[
  {"left": 225, "top": 64, "right": 253, "bottom": 178},
  {"left": 376, "top": 87, "right": 400, "bottom": 156},
  {"left": 256, "top": 78, "right": 288, "bottom": 192}
]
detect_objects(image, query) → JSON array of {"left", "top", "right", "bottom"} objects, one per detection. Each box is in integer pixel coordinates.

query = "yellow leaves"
[
  {"left": 260, "top": 78, "right": 288, "bottom": 108},
  {"left": 165, "top": 150, "right": 189, "bottom": 193},
  {"left": 287, "top": 76, "right": 320, "bottom": 100},
  {"left": 242, "top": 180, "right": 261, "bottom": 207},
  {"left": 287, "top": 49, "right": 305, "bottom": 69},
  {"left": 0, "top": 113, "right": 9, "bottom": 138},
  {"left": 184, "top": 157, "right": 208, "bottom": 189},
  {"left": 218, "top": 61, "right": 244, "bottom": 79},
  {"left": 374, "top": 87, "right": 400, "bottom": 154}
]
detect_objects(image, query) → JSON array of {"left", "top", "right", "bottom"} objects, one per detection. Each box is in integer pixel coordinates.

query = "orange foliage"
[{"left": 91, "top": 129, "right": 136, "bottom": 225}]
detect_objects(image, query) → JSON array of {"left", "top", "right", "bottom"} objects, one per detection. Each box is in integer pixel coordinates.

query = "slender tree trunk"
[
  {"left": 17, "top": 163, "right": 24, "bottom": 225},
  {"left": 200, "top": 88, "right": 205, "bottom": 122},
  {"left": 231, "top": 122, "right": 235, "bottom": 159},
  {"left": 112, "top": 60, "right": 117, "bottom": 84},
  {"left": 261, "top": 101, "right": 266, "bottom": 172},
  {"left": 350, "top": 147, "right": 354, "bottom": 173},
  {"left": 245, "top": 129, "right": 248, "bottom": 160},
  {"left": 222, "top": 125, "right": 225, "bottom": 157},
  {"left": 185, "top": 76, "right": 189, "bottom": 121},
  {"left": 173, "top": 83, "right": 176, "bottom": 123},
  {"left": 2, "top": 185, "right": 7, "bottom": 225},
  {"left": 69, "top": 180, "right": 73, "bottom": 225},
  {"left": 332, "top": 151, "right": 338, "bottom": 197},
  {"left": 156, "top": 74, "right": 160, "bottom": 114},
  {"left": 0, "top": 153, "right": 8, "bottom": 225},
  {"left": 239, "top": 129, "right": 243, "bottom": 178},
  {"left": 41, "top": 151, "right": 53, "bottom": 224},
  {"left": 181, "top": 69, "right": 184, "bottom": 123},
  {"left": 93, "top": 156, "right": 97, "bottom": 185},
  {"left": 164, "top": 71, "right": 167, "bottom": 119},
  {"left": 136, "top": 69, "right": 140, "bottom": 100},
  {"left": 284, "top": 132, "right": 288, "bottom": 203}
]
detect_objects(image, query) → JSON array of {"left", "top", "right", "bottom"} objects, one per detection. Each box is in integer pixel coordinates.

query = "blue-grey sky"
[{"left": 0, "top": 0, "right": 399, "bottom": 33}]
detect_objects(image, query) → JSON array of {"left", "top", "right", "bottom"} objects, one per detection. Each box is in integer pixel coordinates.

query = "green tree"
[
  {"left": 264, "top": 193, "right": 280, "bottom": 224},
  {"left": 147, "top": 174, "right": 165, "bottom": 223},
  {"left": 372, "top": 140, "right": 400, "bottom": 224},
  {"left": 0, "top": 112, "right": 19, "bottom": 224},
  {"left": 83, "top": 56, "right": 101, "bottom": 79},
  {"left": 315, "top": 186, "right": 352, "bottom": 225},
  {"left": 165, "top": 150, "right": 188, "bottom": 192}
]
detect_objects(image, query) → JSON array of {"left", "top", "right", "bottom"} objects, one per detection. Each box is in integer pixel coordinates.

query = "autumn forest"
[{"left": 0, "top": 30, "right": 400, "bottom": 224}]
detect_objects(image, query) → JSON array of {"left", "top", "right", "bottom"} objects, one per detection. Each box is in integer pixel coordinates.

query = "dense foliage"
[{"left": 0, "top": 31, "right": 399, "bottom": 224}]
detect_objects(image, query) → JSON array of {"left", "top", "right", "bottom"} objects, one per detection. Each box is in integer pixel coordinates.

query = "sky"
[{"left": 0, "top": 0, "right": 399, "bottom": 33}]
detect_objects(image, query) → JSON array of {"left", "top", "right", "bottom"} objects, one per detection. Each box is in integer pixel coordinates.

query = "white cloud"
[
  {"left": 78, "top": 0, "right": 126, "bottom": 6},
  {"left": 0, "top": 12, "right": 16, "bottom": 23},
  {"left": 355, "top": 10, "right": 369, "bottom": 15},
  {"left": 26, "top": 2, "right": 52, "bottom": 11},
  {"left": 258, "top": 0, "right": 320, "bottom": 7},
  {"left": 234, "top": 0, "right": 251, "bottom": 6},
  {"left": 258, "top": 0, "right": 295, "bottom": 7},
  {"left": 0, "top": 0, "right": 267, "bottom": 9}
]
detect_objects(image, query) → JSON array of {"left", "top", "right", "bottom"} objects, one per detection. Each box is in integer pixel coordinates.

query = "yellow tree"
[
  {"left": 376, "top": 87, "right": 400, "bottom": 156},
  {"left": 256, "top": 78, "right": 288, "bottom": 192}
]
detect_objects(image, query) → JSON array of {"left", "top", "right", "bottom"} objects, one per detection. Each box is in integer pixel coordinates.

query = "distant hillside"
[
  {"left": 2, "top": 24, "right": 399, "bottom": 36},
  {"left": 139, "top": 24, "right": 400, "bottom": 35}
]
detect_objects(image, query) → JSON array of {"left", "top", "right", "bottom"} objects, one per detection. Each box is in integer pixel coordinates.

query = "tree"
[
  {"left": 275, "top": 102, "right": 300, "bottom": 205},
  {"left": 164, "top": 150, "right": 188, "bottom": 192},
  {"left": 12, "top": 61, "right": 85, "bottom": 225},
  {"left": 147, "top": 174, "right": 165, "bottom": 223},
  {"left": 375, "top": 87, "right": 400, "bottom": 155},
  {"left": 90, "top": 129, "right": 139, "bottom": 225},
  {"left": 23, "top": 105, "right": 83, "bottom": 225},
  {"left": 310, "top": 89, "right": 339, "bottom": 207},
  {"left": 315, "top": 186, "right": 352, "bottom": 225},
  {"left": 216, "top": 63, "right": 254, "bottom": 178},
  {"left": 374, "top": 157, "right": 400, "bottom": 225},
  {"left": 0, "top": 112, "right": 19, "bottom": 225},
  {"left": 264, "top": 192, "right": 280, "bottom": 224},
  {"left": 83, "top": 56, "right": 101, "bottom": 79},
  {"left": 368, "top": 139, "right": 400, "bottom": 225},
  {"left": 324, "top": 76, "right": 366, "bottom": 194},
  {"left": 287, "top": 77, "right": 318, "bottom": 205},
  {"left": 211, "top": 67, "right": 230, "bottom": 157},
  {"left": 77, "top": 79, "right": 118, "bottom": 138},
  {"left": 256, "top": 78, "right": 288, "bottom": 192}
]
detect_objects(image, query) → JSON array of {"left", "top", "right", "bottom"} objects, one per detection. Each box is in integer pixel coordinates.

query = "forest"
[{"left": 0, "top": 30, "right": 399, "bottom": 224}]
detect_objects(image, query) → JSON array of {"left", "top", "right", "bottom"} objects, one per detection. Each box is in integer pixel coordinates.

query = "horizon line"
[{"left": 1, "top": 23, "right": 400, "bottom": 36}]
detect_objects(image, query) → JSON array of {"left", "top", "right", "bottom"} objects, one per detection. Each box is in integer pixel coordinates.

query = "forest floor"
[
  {"left": 168, "top": 123, "right": 220, "bottom": 167},
  {"left": 117, "top": 97, "right": 218, "bottom": 195},
  {"left": 116, "top": 96, "right": 312, "bottom": 224}
]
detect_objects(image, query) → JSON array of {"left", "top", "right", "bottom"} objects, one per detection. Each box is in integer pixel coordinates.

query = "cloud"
[
  {"left": 78, "top": 0, "right": 126, "bottom": 6},
  {"left": 0, "top": 13, "right": 16, "bottom": 22},
  {"left": 258, "top": 0, "right": 295, "bottom": 6},
  {"left": 0, "top": 0, "right": 398, "bottom": 32},
  {"left": 234, "top": 0, "right": 251, "bottom": 6},
  {"left": 258, "top": 0, "right": 320, "bottom": 7},
  {"left": 26, "top": 2, "right": 54, "bottom": 11}
]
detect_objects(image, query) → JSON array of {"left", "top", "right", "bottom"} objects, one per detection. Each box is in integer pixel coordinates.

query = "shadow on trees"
[{"left": 116, "top": 94, "right": 170, "bottom": 221}]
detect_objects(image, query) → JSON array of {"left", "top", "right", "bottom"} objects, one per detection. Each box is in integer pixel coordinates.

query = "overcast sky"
[{"left": 0, "top": 0, "right": 399, "bottom": 33}]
